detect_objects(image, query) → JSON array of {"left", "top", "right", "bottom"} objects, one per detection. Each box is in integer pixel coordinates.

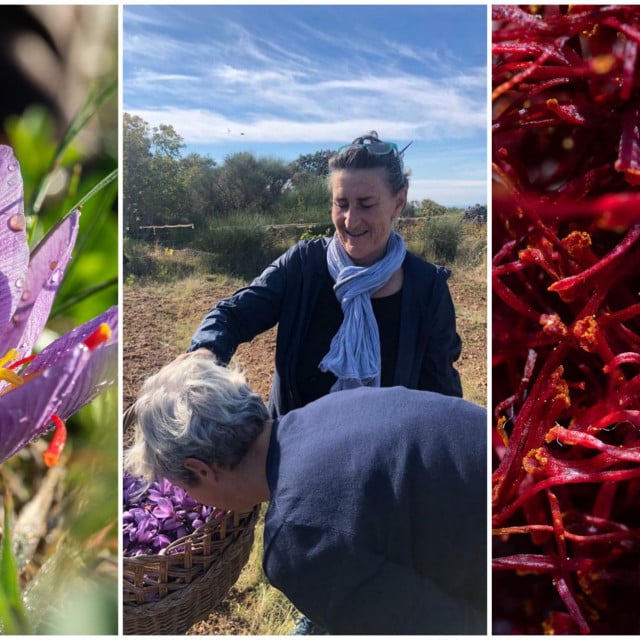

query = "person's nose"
[{"left": 344, "top": 206, "right": 361, "bottom": 229}]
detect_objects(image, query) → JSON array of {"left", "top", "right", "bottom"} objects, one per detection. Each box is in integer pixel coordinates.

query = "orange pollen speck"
[
  {"left": 573, "top": 315, "right": 599, "bottom": 352},
  {"left": 83, "top": 323, "right": 111, "bottom": 352},
  {"left": 540, "top": 313, "right": 569, "bottom": 339},
  {"left": 591, "top": 54, "right": 616, "bottom": 74}
]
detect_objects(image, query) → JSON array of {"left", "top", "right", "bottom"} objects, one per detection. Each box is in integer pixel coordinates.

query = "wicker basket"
[{"left": 123, "top": 506, "right": 259, "bottom": 635}]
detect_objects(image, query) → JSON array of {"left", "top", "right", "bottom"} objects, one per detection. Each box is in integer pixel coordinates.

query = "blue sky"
[{"left": 124, "top": 5, "right": 488, "bottom": 207}]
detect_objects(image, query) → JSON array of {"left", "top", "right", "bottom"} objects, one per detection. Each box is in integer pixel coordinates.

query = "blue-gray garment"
[
  {"left": 319, "top": 231, "right": 406, "bottom": 391},
  {"left": 262, "top": 386, "right": 487, "bottom": 635},
  {"left": 189, "top": 238, "right": 462, "bottom": 416}
]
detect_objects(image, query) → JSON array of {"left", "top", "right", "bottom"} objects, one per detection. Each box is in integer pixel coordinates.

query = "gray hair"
[{"left": 124, "top": 355, "right": 269, "bottom": 486}]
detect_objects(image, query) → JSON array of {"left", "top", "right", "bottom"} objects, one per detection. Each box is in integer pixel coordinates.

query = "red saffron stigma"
[
  {"left": 82, "top": 323, "right": 111, "bottom": 352},
  {"left": 492, "top": 5, "right": 640, "bottom": 632},
  {"left": 43, "top": 414, "right": 67, "bottom": 467},
  {"left": 7, "top": 354, "right": 36, "bottom": 370}
]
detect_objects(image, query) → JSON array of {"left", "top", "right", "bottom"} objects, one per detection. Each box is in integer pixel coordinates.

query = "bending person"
[
  {"left": 125, "top": 354, "right": 486, "bottom": 635},
  {"left": 189, "top": 131, "right": 462, "bottom": 416}
]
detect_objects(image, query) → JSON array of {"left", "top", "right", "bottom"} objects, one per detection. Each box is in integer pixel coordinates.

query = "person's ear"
[
  {"left": 394, "top": 187, "right": 408, "bottom": 218},
  {"left": 184, "top": 458, "right": 218, "bottom": 482}
]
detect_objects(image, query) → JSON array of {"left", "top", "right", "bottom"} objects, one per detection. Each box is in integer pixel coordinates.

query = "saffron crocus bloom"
[
  {"left": 123, "top": 473, "right": 216, "bottom": 556},
  {"left": 0, "top": 144, "right": 118, "bottom": 465}
]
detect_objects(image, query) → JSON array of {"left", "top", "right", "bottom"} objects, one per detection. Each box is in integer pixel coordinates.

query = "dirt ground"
[
  {"left": 123, "top": 269, "right": 487, "bottom": 634},
  {"left": 123, "top": 278, "right": 276, "bottom": 419},
  {"left": 123, "top": 274, "right": 485, "bottom": 412}
]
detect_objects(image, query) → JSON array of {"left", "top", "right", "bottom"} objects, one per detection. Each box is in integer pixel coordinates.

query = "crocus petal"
[
  {"left": 153, "top": 534, "right": 171, "bottom": 549},
  {"left": 160, "top": 518, "right": 183, "bottom": 531},
  {"left": 130, "top": 508, "right": 149, "bottom": 524},
  {"left": 0, "top": 344, "right": 90, "bottom": 463},
  {"left": 136, "top": 518, "right": 158, "bottom": 543},
  {"left": 151, "top": 498, "right": 175, "bottom": 519},
  {"left": 0, "top": 209, "right": 80, "bottom": 358},
  {"left": 159, "top": 478, "right": 172, "bottom": 495},
  {"left": 28, "top": 306, "right": 118, "bottom": 365},
  {"left": 0, "top": 145, "right": 29, "bottom": 334},
  {"left": 57, "top": 340, "right": 117, "bottom": 419},
  {"left": 24, "top": 306, "right": 118, "bottom": 419}
]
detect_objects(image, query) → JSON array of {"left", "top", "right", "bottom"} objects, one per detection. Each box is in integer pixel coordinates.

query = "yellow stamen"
[
  {"left": 0, "top": 348, "right": 19, "bottom": 367},
  {"left": 0, "top": 368, "right": 24, "bottom": 387},
  {"left": 0, "top": 349, "right": 26, "bottom": 389}
]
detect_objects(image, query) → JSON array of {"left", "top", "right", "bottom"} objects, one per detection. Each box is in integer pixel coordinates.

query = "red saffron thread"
[
  {"left": 40, "top": 323, "right": 111, "bottom": 467},
  {"left": 6, "top": 354, "right": 36, "bottom": 370},
  {"left": 82, "top": 322, "right": 111, "bottom": 351},
  {"left": 43, "top": 414, "right": 66, "bottom": 467},
  {"left": 492, "top": 4, "right": 640, "bottom": 634}
]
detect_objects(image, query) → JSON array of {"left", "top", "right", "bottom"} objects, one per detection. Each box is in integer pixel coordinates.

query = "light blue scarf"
[{"left": 319, "top": 230, "right": 406, "bottom": 392}]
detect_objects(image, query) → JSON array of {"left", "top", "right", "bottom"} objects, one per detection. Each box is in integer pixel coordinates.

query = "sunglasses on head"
[{"left": 337, "top": 139, "right": 413, "bottom": 157}]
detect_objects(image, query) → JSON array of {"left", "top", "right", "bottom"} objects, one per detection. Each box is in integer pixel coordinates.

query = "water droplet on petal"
[
  {"left": 7, "top": 177, "right": 17, "bottom": 187},
  {"left": 15, "top": 277, "right": 24, "bottom": 289},
  {"left": 8, "top": 214, "right": 26, "bottom": 232},
  {"left": 49, "top": 269, "right": 62, "bottom": 285},
  {"left": 7, "top": 162, "right": 17, "bottom": 172}
]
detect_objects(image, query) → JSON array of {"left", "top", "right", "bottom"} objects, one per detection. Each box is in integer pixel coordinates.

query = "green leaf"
[
  {"left": 51, "top": 277, "right": 117, "bottom": 317},
  {"left": 0, "top": 492, "right": 31, "bottom": 634},
  {"left": 30, "top": 78, "right": 117, "bottom": 216},
  {"left": 66, "top": 168, "right": 118, "bottom": 217}
]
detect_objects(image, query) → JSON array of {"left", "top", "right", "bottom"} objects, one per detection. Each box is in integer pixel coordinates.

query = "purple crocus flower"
[
  {"left": 0, "top": 144, "right": 118, "bottom": 465},
  {"left": 123, "top": 472, "right": 218, "bottom": 556}
]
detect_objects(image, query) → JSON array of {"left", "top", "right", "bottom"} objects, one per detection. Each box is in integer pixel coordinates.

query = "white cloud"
[
  {"left": 126, "top": 65, "right": 485, "bottom": 142},
  {"left": 130, "top": 70, "right": 199, "bottom": 85},
  {"left": 124, "top": 10, "right": 486, "bottom": 144},
  {"left": 124, "top": 9, "right": 171, "bottom": 29},
  {"left": 123, "top": 6, "right": 487, "bottom": 207}
]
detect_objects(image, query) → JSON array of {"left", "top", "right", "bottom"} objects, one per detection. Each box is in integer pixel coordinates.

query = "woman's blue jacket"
[{"left": 189, "top": 237, "right": 462, "bottom": 416}]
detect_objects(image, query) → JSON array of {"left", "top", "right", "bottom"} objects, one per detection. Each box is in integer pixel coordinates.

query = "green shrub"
[
  {"left": 299, "top": 225, "right": 333, "bottom": 241},
  {"left": 423, "top": 215, "right": 463, "bottom": 264},
  {"left": 457, "top": 221, "right": 487, "bottom": 268},
  {"left": 195, "top": 222, "right": 283, "bottom": 279},
  {"left": 278, "top": 174, "right": 330, "bottom": 219}
]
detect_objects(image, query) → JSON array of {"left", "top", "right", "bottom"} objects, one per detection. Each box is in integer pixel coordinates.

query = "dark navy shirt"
[
  {"left": 297, "top": 271, "right": 402, "bottom": 405},
  {"left": 189, "top": 239, "right": 463, "bottom": 416},
  {"left": 262, "top": 386, "right": 487, "bottom": 634}
]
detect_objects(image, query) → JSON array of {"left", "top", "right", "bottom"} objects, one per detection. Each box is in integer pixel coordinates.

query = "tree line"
[{"left": 123, "top": 113, "right": 475, "bottom": 232}]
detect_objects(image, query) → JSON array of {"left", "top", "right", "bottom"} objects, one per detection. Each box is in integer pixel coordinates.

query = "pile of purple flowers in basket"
[{"left": 123, "top": 472, "right": 219, "bottom": 557}]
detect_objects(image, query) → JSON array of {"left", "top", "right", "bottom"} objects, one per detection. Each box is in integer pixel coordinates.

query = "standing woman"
[{"left": 189, "top": 131, "right": 462, "bottom": 414}]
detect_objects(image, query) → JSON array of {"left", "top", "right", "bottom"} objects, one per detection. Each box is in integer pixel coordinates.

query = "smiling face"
[{"left": 330, "top": 168, "right": 407, "bottom": 266}]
